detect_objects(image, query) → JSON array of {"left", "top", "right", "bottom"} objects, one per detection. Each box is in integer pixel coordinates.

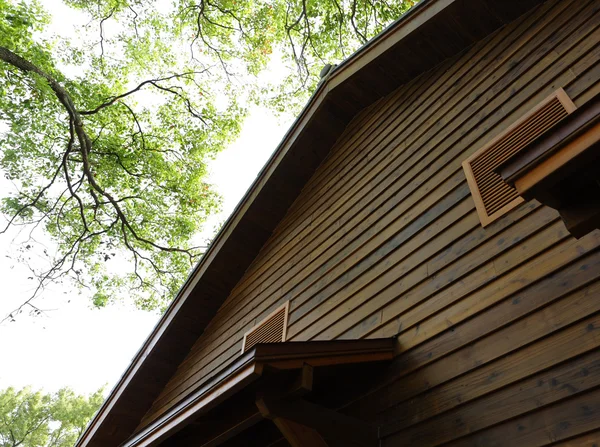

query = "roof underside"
[
  {"left": 77, "top": 0, "right": 549, "bottom": 445},
  {"left": 125, "top": 339, "right": 395, "bottom": 446}
]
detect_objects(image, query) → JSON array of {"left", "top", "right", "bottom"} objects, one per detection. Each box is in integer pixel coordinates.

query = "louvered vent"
[
  {"left": 241, "top": 302, "right": 288, "bottom": 354},
  {"left": 463, "top": 89, "right": 576, "bottom": 226}
]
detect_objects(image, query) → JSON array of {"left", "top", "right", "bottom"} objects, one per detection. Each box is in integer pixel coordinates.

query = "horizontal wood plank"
[{"left": 138, "top": 2, "right": 600, "bottom": 443}]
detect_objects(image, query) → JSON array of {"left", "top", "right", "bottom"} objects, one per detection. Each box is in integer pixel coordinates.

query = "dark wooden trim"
[
  {"left": 498, "top": 91, "right": 600, "bottom": 238},
  {"left": 198, "top": 413, "right": 264, "bottom": 447},
  {"left": 75, "top": 1, "right": 550, "bottom": 445},
  {"left": 498, "top": 92, "right": 600, "bottom": 188},
  {"left": 126, "top": 362, "right": 263, "bottom": 447},
  {"left": 266, "top": 417, "right": 328, "bottom": 447},
  {"left": 327, "top": 0, "right": 453, "bottom": 90},
  {"left": 167, "top": 365, "right": 315, "bottom": 447},
  {"left": 462, "top": 88, "right": 576, "bottom": 227},
  {"left": 122, "top": 339, "right": 394, "bottom": 446},
  {"left": 257, "top": 396, "right": 379, "bottom": 447},
  {"left": 513, "top": 118, "right": 600, "bottom": 199}
]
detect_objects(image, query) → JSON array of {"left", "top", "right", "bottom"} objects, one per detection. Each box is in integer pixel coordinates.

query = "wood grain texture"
[
  {"left": 137, "top": 1, "right": 600, "bottom": 442},
  {"left": 462, "top": 89, "right": 576, "bottom": 226},
  {"left": 552, "top": 430, "right": 600, "bottom": 446}
]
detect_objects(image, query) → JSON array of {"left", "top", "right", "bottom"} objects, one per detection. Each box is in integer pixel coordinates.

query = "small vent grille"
[
  {"left": 242, "top": 302, "right": 288, "bottom": 354},
  {"left": 463, "top": 89, "right": 576, "bottom": 226}
]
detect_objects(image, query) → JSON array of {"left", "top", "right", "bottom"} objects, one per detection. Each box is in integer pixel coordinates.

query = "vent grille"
[
  {"left": 463, "top": 89, "right": 576, "bottom": 226},
  {"left": 242, "top": 302, "right": 288, "bottom": 353}
]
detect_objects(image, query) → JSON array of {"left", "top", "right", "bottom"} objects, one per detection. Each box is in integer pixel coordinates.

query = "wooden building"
[{"left": 76, "top": 0, "right": 600, "bottom": 445}]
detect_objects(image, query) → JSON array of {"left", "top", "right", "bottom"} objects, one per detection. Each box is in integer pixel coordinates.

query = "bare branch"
[
  {"left": 147, "top": 81, "right": 207, "bottom": 124},
  {"left": 128, "top": 5, "right": 140, "bottom": 38},
  {"left": 0, "top": 164, "right": 62, "bottom": 235},
  {"left": 79, "top": 71, "right": 209, "bottom": 115},
  {"left": 0, "top": 45, "right": 203, "bottom": 322},
  {"left": 98, "top": 7, "right": 116, "bottom": 71},
  {"left": 350, "top": 0, "right": 368, "bottom": 43}
]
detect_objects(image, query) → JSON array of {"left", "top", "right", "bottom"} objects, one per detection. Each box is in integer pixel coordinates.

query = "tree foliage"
[
  {"left": 0, "top": 386, "right": 104, "bottom": 447},
  {"left": 0, "top": 0, "right": 416, "bottom": 318}
]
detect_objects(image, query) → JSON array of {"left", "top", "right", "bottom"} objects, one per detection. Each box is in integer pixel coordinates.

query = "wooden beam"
[
  {"left": 286, "top": 363, "right": 313, "bottom": 398},
  {"left": 497, "top": 91, "right": 600, "bottom": 239},
  {"left": 513, "top": 120, "right": 600, "bottom": 198},
  {"left": 166, "top": 365, "right": 316, "bottom": 447},
  {"left": 121, "top": 340, "right": 391, "bottom": 446},
  {"left": 561, "top": 198, "right": 600, "bottom": 239},
  {"left": 271, "top": 418, "right": 329, "bottom": 447},
  {"left": 164, "top": 410, "right": 264, "bottom": 447},
  {"left": 199, "top": 413, "right": 264, "bottom": 447},
  {"left": 499, "top": 93, "right": 600, "bottom": 195},
  {"left": 256, "top": 396, "right": 379, "bottom": 447},
  {"left": 126, "top": 362, "right": 263, "bottom": 447}
]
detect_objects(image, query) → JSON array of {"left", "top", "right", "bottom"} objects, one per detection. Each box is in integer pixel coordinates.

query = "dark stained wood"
[
  {"left": 553, "top": 430, "right": 600, "bottom": 446},
  {"left": 498, "top": 91, "right": 600, "bottom": 238},
  {"left": 127, "top": 339, "right": 393, "bottom": 446},
  {"left": 162, "top": 394, "right": 262, "bottom": 447},
  {"left": 362, "top": 274, "right": 600, "bottom": 421},
  {"left": 179, "top": 0, "right": 548, "bottom": 360},
  {"left": 172, "top": 7, "right": 536, "bottom": 370},
  {"left": 498, "top": 94, "right": 600, "bottom": 184},
  {"left": 221, "top": 420, "right": 285, "bottom": 447},
  {"left": 561, "top": 200, "right": 600, "bottom": 239},
  {"left": 139, "top": 1, "right": 600, "bottom": 434},
  {"left": 462, "top": 88, "right": 576, "bottom": 227},
  {"left": 79, "top": 0, "right": 600, "bottom": 446},
  {"left": 256, "top": 396, "right": 378, "bottom": 447},
  {"left": 267, "top": 418, "right": 328, "bottom": 447},
  {"left": 174, "top": 0, "right": 591, "bottom": 378},
  {"left": 382, "top": 347, "right": 600, "bottom": 445},
  {"left": 369, "top": 248, "right": 600, "bottom": 396},
  {"left": 443, "top": 387, "right": 600, "bottom": 446},
  {"left": 196, "top": 414, "right": 263, "bottom": 447}
]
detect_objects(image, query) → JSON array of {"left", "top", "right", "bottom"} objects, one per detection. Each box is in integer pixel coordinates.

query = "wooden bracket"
[
  {"left": 154, "top": 340, "right": 394, "bottom": 447},
  {"left": 256, "top": 394, "right": 378, "bottom": 447},
  {"left": 288, "top": 363, "right": 314, "bottom": 398},
  {"left": 258, "top": 363, "right": 314, "bottom": 398},
  {"left": 258, "top": 412, "right": 328, "bottom": 447}
]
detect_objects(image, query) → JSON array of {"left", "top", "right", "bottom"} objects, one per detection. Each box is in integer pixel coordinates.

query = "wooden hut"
[{"left": 76, "top": 0, "right": 600, "bottom": 445}]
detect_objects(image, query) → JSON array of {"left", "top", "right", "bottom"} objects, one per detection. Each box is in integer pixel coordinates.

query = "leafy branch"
[
  {"left": 0, "top": 45, "right": 209, "bottom": 321},
  {"left": 0, "top": 0, "right": 416, "bottom": 319}
]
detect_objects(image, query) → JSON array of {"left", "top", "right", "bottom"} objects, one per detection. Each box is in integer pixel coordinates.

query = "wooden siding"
[
  {"left": 462, "top": 88, "right": 575, "bottom": 227},
  {"left": 140, "top": 0, "right": 600, "bottom": 442}
]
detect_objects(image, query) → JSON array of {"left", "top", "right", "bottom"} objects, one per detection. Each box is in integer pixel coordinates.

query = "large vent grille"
[
  {"left": 242, "top": 302, "right": 288, "bottom": 353},
  {"left": 463, "top": 89, "right": 576, "bottom": 226}
]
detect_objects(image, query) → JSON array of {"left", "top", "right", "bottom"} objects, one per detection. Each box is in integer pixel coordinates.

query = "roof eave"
[{"left": 77, "top": 0, "right": 548, "bottom": 444}]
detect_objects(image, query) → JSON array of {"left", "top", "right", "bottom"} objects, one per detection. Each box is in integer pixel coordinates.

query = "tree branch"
[{"left": 0, "top": 45, "right": 202, "bottom": 321}]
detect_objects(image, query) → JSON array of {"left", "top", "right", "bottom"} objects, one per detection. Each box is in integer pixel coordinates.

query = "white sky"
[
  {"left": 0, "top": 107, "right": 291, "bottom": 395},
  {"left": 0, "top": 1, "right": 294, "bottom": 395}
]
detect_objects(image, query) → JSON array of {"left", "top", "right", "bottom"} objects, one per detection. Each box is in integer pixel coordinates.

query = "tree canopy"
[
  {"left": 0, "top": 386, "right": 104, "bottom": 447},
  {"left": 0, "top": 0, "right": 416, "bottom": 318}
]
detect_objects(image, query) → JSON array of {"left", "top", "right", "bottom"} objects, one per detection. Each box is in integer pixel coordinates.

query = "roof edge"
[
  {"left": 75, "top": 2, "right": 439, "bottom": 442},
  {"left": 76, "top": 0, "right": 548, "bottom": 443},
  {"left": 123, "top": 339, "right": 394, "bottom": 446},
  {"left": 75, "top": 72, "right": 332, "bottom": 447}
]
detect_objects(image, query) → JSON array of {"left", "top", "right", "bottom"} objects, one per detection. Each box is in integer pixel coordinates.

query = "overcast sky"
[
  {"left": 0, "top": 1, "right": 293, "bottom": 395},
  {"left": 0, "top": 107, "right": 290, "bottom": 395}
]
